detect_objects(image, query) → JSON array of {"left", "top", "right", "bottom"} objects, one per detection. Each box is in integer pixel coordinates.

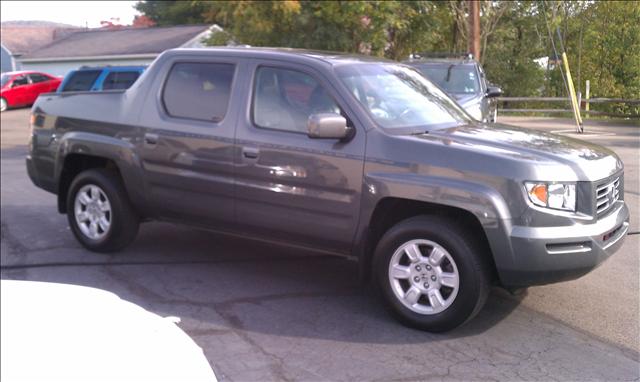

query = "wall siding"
[
  {"left": 19, "top": 57, "right": 157, "bottom": 77},
  {"left": 1, "top": 47, "right": 16, "bottom": 73}
]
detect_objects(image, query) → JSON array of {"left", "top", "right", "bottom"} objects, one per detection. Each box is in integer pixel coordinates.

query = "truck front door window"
[{"left": 252, "top": 66, "right": 341, "bottom": 133}]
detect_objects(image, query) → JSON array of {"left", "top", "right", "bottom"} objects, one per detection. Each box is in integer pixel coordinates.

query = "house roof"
[
  {"left": 1, "top": 24, "right": 81, "bottom": 55},
  {"left": 20, "top": 25, "right": 211, "bottom": 60}
]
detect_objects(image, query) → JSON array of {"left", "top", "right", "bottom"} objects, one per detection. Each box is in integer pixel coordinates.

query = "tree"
[
  {"left": 134, "top": 1, "right": 206, "bottom": 26},
  {"left": 481, "top": 1, "right": 546, "bottom": 96},
  {"left": 544, "top": 0, "right": 640, "bottom": 113},
  {"left": 134, "top": 0, "right": 640, "bottom": 102},
  {"left": 132, "top": 15, "right": 156, "bottom": 28}
]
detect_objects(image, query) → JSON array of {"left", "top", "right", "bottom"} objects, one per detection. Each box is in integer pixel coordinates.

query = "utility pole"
[{"left": 468, "top": 0, "right": 481, "bottom": 59}]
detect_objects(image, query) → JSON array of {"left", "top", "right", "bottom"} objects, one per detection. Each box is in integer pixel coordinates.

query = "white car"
[{"left": 1, "top": 280, "right": 217, "bottom": 381}]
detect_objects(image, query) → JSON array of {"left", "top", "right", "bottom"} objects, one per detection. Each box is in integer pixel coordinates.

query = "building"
[
  {"left": 1, "top": 21, "right": 81, "bottom": 73},
  {"left": 1, "top": 43, "right": 14, "bottom": 72},
  {"left": 16, "top": 24, "right": 220, "bottom": 77}
]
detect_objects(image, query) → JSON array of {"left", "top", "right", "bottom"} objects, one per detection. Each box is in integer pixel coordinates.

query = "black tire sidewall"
[
  {"left": 373, "top": 216, "right": 488, "bottom": 332},
  {"left": 66, "top": 169, "right": 137, "bottom": 252}
]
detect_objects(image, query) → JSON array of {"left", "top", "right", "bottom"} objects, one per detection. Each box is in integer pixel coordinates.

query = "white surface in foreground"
[{"left": 1, "top": 280, "right": 217, "bottom": 382}]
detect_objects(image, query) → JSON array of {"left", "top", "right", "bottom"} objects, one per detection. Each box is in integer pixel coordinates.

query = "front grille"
[{"left": 596, "top": 176, "right": 621, "bottom": 216}]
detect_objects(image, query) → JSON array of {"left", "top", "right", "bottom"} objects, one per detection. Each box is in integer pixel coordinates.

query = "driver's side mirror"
[
  {"left": 307, "top": 113, "right": 353, "bottom": 140},
  {"left": 486, "top": 86, "right": 502, "bottom": 98}
]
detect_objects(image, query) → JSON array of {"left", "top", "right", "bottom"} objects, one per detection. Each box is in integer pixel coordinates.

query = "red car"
[{"left": 1, "top": 71, "right": 62, "bottom": 112}]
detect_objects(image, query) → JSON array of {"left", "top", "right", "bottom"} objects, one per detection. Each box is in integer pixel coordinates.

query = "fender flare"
[
  {"left": 54, "top": 132, "right": 148, "bottom": 213},
  {"left": 355, "top": 173, "right": 515, "bottom": 277}
]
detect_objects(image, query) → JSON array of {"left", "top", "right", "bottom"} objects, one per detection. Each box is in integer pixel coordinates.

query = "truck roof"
[
  {"left": 405, "top": 57, "right": 478, "bottom": 66},
  {"left": 165, "top": 47, "right": 395, "bottom": 67},
  {"left": 407, "top": 60, "right": 478, "bottom": 67}
]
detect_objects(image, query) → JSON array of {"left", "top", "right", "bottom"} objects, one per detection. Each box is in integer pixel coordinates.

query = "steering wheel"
[
  {"left": 398, "top": 107, "right": 417, "bottom": 121},
  {"left": 371, "top": 107, "right": 390, "bottom": 120}
]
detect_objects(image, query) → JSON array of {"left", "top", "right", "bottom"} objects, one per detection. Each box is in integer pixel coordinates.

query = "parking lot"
[{"left": 1, "top": 108, "right": 638, "bottom": 380}]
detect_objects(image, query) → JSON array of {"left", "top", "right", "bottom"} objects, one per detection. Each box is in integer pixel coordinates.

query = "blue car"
[{"left": 58, "top": 66, "right": 146, "bottom": 92}]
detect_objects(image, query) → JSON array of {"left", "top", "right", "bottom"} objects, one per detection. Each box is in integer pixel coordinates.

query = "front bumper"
[{"left": 498, "top": 201, "right": 630, "bottom": 287}]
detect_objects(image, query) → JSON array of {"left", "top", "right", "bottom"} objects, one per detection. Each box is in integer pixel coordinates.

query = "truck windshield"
[
  {"left": 336, "top": 63, "right": 472, "bottom": 130},
  {"left": 1, "top": 74, "right": 10, "bottom": 88},
  {"left": 412, "top": 63, "right": 480, "bottom": 94}
]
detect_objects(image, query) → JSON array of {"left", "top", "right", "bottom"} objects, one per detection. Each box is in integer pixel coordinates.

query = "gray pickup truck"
[{"left": 27, "top": 48, "right": 629, "bottom": 331}]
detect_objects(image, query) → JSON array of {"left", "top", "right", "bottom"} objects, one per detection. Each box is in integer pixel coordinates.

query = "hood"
[{"left": 426, "top": 123, "right": 623, "bottom": 181}]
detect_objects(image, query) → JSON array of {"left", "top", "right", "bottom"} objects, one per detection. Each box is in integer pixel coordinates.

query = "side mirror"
[
  {"left": 307, "top": 113, "right": 352, "bottom": 140},
  {"left": 486, "top": 86, "right": 502, "bottom": 98}
]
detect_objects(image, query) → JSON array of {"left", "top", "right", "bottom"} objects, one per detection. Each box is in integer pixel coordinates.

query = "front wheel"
[
  {"left": 0, "top": 97, "right": 7, "bottom": 112},
  {"left": 373, "top": 216, "right": 491, "bottom": 332},
  {"left": 66, "top": 169, "right": 139, "bottom": 252}
]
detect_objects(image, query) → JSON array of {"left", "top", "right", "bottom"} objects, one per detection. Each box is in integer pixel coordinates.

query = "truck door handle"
[
  {"left": 242, "top": 147, "right": 259, "bottom": 159},
  {"left": 144, "top": 133, "right": 159, "bottom": 145}
]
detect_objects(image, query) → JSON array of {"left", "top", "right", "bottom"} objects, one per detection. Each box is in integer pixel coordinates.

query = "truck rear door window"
[
  {"left": 102, "top": 71, "right": 141, "bottom": 90},
  {"left": 162, "top": 62, "right": 235, "bottom": 123},
  {"left": 61, "top": 70, "right": 101, "bottom": 91}
]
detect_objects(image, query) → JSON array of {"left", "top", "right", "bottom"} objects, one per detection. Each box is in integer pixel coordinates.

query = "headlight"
[
  {"left": 525, "top": 182, "right": 576, "bottom": 211},
  {"left": 464, "top": 103, "right": 483, "bottom": 121}
]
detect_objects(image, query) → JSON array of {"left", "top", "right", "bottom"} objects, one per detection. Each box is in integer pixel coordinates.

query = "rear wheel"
[
  {"left": 66, "top": 169, "right": 139, "bottom": 252},
  {"left": 373, "top": 216, "right": 491, "bottom": 332},
  {"left": 1, "top": 97, "right": 7, "bottom": 112}
]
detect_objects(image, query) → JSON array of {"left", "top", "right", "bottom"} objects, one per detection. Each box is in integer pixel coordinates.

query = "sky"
[{"left": 1, "top": 1, "right": 141, "bottom": 28}]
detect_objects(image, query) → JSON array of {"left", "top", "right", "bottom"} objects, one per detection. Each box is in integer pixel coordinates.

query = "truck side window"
[
  {"left": 62, "top": 70, "right": 101, "bottom": 91},
  {"left": 102, "top": 71, "right": 141, "bottom": 90},
  {"left": 162, "top": 62, "right": 235, "bottom": 123},
  {"left": 252, "top": 67, "right": 340, "bottom": 133}
]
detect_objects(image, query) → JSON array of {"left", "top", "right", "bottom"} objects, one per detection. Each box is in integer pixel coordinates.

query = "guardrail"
[{"left": 497, "top": 97, "right": 640, "bottom": 118}]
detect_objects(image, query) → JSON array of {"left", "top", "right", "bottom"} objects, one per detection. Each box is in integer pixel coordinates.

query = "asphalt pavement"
[{"left": 1, "top": 109, "right": 638, "bottom": 381}]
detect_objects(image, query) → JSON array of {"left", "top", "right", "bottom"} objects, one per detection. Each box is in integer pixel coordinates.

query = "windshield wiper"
[{"left": 445, "top": 64, "right": 456, "bottom": 82}]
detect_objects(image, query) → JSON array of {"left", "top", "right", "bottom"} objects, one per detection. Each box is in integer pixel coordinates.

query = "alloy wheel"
[
  {"left": 388, "top": 239, "right": 460, "bottom": 315},
  {"left": 74, "top": 184, "right": 112, "bottom": 240}
]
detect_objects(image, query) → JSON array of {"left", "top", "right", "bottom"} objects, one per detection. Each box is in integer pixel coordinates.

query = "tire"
[
  {"left": 373, "top": 216, "right": 491, "bottom": 332},
  {"left": 66, "top": 168, "right": 139, "bottom": 252},
  {"left": 1, "top": 97, "right": 7, "bottom": 112}
]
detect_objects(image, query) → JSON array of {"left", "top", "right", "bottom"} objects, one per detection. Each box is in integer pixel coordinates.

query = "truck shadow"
[{"left": 1, "top": 211, "right": 524, "bottom": 345}]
